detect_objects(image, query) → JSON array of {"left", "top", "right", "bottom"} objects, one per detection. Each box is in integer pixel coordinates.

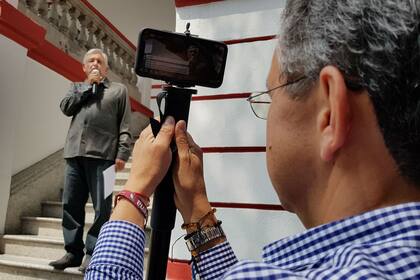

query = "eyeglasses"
[{"left": 246, "top": 77, "right": 306, "bottom": 120}]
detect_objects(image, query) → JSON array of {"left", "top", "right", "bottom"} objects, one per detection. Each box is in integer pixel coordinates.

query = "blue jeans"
[{"left": 62, "top": 157, "right": 114, "bottom": 257}]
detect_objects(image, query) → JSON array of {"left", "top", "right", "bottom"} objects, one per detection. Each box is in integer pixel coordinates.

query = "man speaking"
[{"left": 49, "top": 48, "right": 132, "bottom": 273}]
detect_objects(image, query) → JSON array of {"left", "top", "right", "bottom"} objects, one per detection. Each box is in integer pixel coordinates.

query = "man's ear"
[{"left": 318, "top": 66, "right": 351, "bottom": 162}]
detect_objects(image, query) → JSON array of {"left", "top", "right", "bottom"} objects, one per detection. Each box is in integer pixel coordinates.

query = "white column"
[{"left": 0, "top": 36, "right": 27, "bottom": 234}]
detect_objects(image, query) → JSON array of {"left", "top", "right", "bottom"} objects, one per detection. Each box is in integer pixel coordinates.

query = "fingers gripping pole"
[{"left": 146, "top": 86, "right": 197, "bottom": 280}]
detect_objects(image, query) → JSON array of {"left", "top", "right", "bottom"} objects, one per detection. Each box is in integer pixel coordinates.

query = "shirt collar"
[
  {"left": 82, "top": 77, "right": 110, "bottom": 87},
  {"left": 262, "top": 202, "right": 420, "bottom": 270},
  {"left": 80, "top": 77, "right": 110, "bottom": 93}
]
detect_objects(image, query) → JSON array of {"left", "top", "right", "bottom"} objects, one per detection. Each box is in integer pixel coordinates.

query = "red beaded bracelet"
[{"left": 114, "top": 190, "right": 149, "bottom": 226}]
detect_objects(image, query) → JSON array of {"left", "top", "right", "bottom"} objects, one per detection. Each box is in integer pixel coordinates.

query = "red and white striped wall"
[{"left": 163, "top": 0, "right": 305, "bottom": 268}]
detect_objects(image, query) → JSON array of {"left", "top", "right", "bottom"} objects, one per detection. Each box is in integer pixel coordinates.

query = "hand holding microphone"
[{"left": 89, "top": 69, "right": 101, "bottom": 94}]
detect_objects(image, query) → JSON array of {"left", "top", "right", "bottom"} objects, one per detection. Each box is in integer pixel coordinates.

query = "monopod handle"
[{"left": 146, "top": 87, "right": 196, "bottom": 280}]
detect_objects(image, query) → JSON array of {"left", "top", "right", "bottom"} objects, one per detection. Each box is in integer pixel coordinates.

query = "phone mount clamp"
[
  {"left": 184, "top": 22, "right": 191, "bottom": 36},
  {"left": 146, "top": 85, "right": 197, "bottom": 280}
]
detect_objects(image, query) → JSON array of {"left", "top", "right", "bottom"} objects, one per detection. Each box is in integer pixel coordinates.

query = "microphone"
[{"left": 91, "top": 69, "right": 100, "bottom": 94}]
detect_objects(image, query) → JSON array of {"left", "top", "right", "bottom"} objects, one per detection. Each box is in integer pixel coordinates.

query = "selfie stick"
[{"left": 146, "top": 86, "right": 196, "bottom": 280}]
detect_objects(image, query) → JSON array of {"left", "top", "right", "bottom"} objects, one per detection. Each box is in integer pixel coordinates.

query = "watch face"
[
  {"left": 186, "top": 225, "right": 225, "bottom": 251},
  {"left": 192, "top": 234, "right": 202, "bottom": 245}
]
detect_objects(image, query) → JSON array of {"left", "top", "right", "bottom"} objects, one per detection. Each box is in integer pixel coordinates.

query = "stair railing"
[{"left": 18, "top": 0, "right": 140, "bottom": 98}]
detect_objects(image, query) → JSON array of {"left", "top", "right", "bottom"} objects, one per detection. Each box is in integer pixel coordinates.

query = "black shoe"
[
  {"left": 49, "top": 253, "right": 83, "bottom": 270},
  {"left": 78, "top": 254, "right": 92, "bottom": 274}
]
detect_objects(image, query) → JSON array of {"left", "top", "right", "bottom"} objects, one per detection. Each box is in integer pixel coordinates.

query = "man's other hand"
[
  {"left": 173, "top": 120, "right": 211, "bottom": 224},
  {"left": 115, "top": 159, "right": 126, "bottom": 172}
]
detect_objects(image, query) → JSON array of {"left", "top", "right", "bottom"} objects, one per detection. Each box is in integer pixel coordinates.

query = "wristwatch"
[{"left": 185, "top": 224, "right": 225, "bottom": 252}]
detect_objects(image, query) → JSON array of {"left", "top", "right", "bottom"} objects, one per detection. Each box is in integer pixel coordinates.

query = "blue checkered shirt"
[{"left": 86, "top": 202, "right": 420, "bottom": 279}]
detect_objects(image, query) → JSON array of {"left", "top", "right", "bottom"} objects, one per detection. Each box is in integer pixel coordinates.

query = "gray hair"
[
  {"left": 83, "top": 48, "right": 108, "bottom": 67},
  {"left": 278, "top": 0, "right": 420, "bottom": 185}
]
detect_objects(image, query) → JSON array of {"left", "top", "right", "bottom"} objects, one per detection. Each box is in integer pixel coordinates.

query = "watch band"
[{"left": 185, "top": 223, "right": 225, "bottom": 252}]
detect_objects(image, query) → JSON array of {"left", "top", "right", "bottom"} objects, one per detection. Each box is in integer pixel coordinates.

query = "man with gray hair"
[
  {"left": 49, "top": 48, "right": 132, "bottom": 273},
  {"left": 87, "top": 1, "right": 420, "bottom": 279}
]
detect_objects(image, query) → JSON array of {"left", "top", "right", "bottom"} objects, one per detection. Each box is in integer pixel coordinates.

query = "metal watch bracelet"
[{"left": 185, "top": 223, "right": 225, "bottom": 252}]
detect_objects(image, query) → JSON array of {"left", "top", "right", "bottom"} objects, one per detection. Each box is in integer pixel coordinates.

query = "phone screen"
[{"left": 135, "top": 28, "right": 228, "bottom": 88}]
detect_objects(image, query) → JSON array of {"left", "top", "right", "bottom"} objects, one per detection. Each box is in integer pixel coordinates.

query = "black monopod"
[
  {"left": 146, "top": 86, "right": 196, "bottom": 280},
  {"left": 134, "top": 24, "right": 227, "bottom": 279}
]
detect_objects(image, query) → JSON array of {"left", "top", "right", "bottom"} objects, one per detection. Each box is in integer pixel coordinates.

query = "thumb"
[
  {"left": 175, "top": 120, "right": 189, "bottom": 158},
  {"left": 155, "top": 116, "right": 175, "bottom": 147}
]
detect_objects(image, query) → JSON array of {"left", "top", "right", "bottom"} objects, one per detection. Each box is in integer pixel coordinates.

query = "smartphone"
[{"left": 135, "top": 28, "right": 228, "bottom": 88}]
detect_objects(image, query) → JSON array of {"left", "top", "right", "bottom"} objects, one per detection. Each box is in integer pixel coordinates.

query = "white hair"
[{"left": 83, "top": 48, "right": 108, "bottom": 67}]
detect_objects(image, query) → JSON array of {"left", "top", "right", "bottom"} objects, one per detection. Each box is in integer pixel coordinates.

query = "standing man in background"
[{"left": 49, "top": 48, "right": 132, "bottom": 273}]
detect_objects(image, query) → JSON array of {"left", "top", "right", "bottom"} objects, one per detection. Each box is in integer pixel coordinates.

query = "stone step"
[
  {"left": 115, "top": 171, "right": 129, "bottom": 185},
  {"left": 43, "top": 194, "right": 153, "bottom": 219},
  {"left": 0, "top": 233, "right": 151, "bottom": 262},
  {"left": 113, "top": 186, "right": 125, "bottom": 193},
  {"left": 21, "top": 217, "right": 92, "bottom": 238},
  {"left": 0, "top": 235, "right": 65, "bottom": 260},
  {"left": 122, "top": 162, "right": 132, "bottom": 172},
  {"left": 0, "top": 254, "right": 83, "bottom": 280},
  {"left": 42, "top": 201, "right": 95, "bottom": 222}
]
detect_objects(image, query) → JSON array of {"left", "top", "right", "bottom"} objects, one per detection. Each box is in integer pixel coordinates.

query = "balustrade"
[{"left": 17, "top": 0, "right": 140, "bottom": 89}]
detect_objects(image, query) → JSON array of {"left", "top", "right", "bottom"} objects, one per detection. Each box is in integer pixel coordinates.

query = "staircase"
[{"left": 0, "top": 160, "right": 150, "bottom": 279}]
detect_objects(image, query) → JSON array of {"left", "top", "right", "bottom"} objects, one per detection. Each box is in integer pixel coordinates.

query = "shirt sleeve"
[
  {"left": 192, "top": 241, "right": 238, "bottom": 279},
  {"left": 116, "top": 85, "right": 132, "bottom": 161},
  {"left": 85, "top": 220, "right": 239, "bottom": 280},
  {"left": 60, "top": 83, "right": 91, "bottom": 116},
  {"left": 85, "top": 220, "right": 146, "bottom": 280}
]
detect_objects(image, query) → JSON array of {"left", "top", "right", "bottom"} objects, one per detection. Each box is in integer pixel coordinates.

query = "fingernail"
[
  {"left": 180, "top": 120, "right": 187, "bottom": 131},
  {"left": 163, "top": 116, "right": 175, "bottom": 125}
]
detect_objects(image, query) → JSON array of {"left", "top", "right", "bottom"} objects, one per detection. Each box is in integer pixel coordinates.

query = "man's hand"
[
  {"left": 115, "top": 159, "right": 126, "bottom": 172},
  {"left": 173, "top": 120, "right": 211, "bottom": 224},
  {"left": 87, "top": 69, "right": 101, "bottom": 85},
  {"left": 124, "top": 116, "right": 175, "bottom": 198}
]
